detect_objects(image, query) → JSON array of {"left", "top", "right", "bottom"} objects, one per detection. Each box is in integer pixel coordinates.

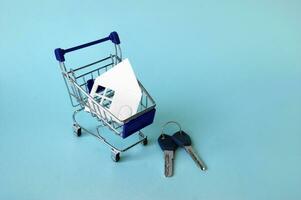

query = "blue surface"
[{"left": 0, "top": 1, "right": 301, "bottom": 199}]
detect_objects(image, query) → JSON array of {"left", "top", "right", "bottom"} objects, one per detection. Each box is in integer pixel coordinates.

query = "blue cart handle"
[{"left": 54, "top": 31, "right": 120, "bottom": 62}]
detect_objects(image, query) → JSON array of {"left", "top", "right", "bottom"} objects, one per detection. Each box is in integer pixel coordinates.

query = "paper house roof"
[{"left": 88, "top": 58, "right": 142, "bottom": 121}]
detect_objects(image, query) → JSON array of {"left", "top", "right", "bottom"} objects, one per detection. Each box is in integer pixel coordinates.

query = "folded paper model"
[{"left": 86, "top": 58, "right": 142, "bottom": 121}]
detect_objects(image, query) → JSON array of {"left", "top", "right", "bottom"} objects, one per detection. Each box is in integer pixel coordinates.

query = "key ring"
[{"left": 161, "top": 121, "right": 182, "bottom": 138}]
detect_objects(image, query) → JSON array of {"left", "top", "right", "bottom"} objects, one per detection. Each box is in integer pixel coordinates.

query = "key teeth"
[
  {"left": 164, "top": 150, "right": 174, "bottom": 177},
  {"left": 185, "top": 146, "right": 207, "bottom": 171}
]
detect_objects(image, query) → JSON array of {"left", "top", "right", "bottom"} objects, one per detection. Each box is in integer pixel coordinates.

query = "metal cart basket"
[{"left": 54, "top": 32, "right": 156, "bottom": 162}]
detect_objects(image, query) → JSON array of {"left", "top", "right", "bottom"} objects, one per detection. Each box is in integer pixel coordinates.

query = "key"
[
  {"left": 172, "top": 131, "right": 207, "bottom": 171},
  {"left": 158, "top": 134, "right": 178, "bottom": 177}
]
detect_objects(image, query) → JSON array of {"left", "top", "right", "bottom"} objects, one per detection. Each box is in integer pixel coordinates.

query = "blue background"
[{"left": 0, "top": 0, "right": 300, "bottom": 199}]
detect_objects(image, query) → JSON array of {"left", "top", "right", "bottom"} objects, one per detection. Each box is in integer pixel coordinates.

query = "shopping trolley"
[{"left": 54, "top": 31, "right": 156, "bottom": 162}]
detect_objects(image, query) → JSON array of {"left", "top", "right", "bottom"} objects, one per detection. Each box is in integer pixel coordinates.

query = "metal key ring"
[{"left": 161, "top": 121, "right": 182, "bottom": 137}]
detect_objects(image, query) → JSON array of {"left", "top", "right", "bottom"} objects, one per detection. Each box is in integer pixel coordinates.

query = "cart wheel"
[
  {"left": 142, "top": 138, "right": 148, "bottom": 146},
  {"left": 73, "top": 124, "right": 81, "bottom": 137},
  {"left": 111, "top": 152, "right": 120, "bottom": 162}
]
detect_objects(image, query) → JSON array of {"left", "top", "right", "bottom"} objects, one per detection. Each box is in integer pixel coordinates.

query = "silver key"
[
  {"left": 158, "top": 134, "right": 178, "bottom": 177},
  {"left": 172, "top": 131, "right": 207, "bottom": 171}
]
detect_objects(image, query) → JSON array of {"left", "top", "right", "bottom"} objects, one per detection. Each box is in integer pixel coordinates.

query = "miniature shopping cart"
[{"left": 54, "top": 31, "right": 156, "bottom": 162}]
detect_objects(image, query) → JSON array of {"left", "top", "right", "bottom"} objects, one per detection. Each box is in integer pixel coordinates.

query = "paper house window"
[
  {"left": 85, "top": 58, "right": 142, "bottom": 121},
  {"left": 94, "top": 87, "right": 115, "bottom": 109}
]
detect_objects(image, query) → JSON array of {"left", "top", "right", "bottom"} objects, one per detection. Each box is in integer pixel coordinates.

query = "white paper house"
[{"left": 86, "top": 58, "right": 142, "bottom": 121}]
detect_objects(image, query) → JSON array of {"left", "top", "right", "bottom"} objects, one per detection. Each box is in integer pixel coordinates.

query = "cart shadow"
[{"left": 118, "top": 139, "right": 155, "bottom": 163}]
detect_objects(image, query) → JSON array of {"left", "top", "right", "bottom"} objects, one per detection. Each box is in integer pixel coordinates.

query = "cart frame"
[{"left": 54, "top": 32, "right": 156, "bottom": 162}]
